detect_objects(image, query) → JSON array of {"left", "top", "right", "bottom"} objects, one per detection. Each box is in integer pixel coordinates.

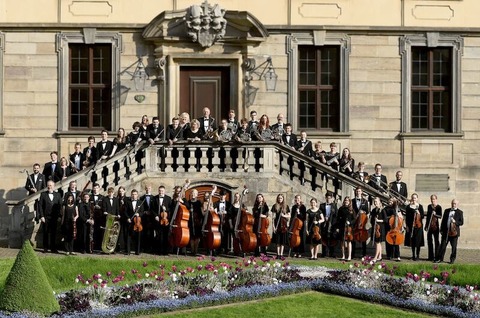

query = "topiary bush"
[{"left": 0, "top": 240, "right": 60, "bottom": 316}]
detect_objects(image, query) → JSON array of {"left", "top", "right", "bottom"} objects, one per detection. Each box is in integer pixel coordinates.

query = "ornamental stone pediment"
[{"left": 142, "top": 1, "right": 268, "bottom": 48}]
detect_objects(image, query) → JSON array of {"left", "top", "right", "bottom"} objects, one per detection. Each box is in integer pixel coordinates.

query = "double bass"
[
  {"left": 168, "top": 180, "right": 191, "bottom": 249},
  {"left": 353, "top": 210, "right": 369, "bottom": 242},
  {"left": 234, "top": 186, "right": 257, "bottom": 253},
  {"left": 202, "top": 186, "right": 222, "bottom": 251}
]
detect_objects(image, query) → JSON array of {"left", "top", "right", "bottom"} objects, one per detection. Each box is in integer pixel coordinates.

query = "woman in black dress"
[
  {"left": 61, "top": 194, "right": 78, "bottom": 255},
  {"left": 113, "top": 127, "right": 127, "bottom": 154},
  {"left": 188, "top": 189, "right": 203, "bottom": 255},
  {"left": 338, "top": 197, "right": 355, "bottom": 261},
  {"left": 370, "top": 197, "right": 387, "bottom": 262},
  {"left": 271, "top": 194, "right": 290, "bottom": 258},
  {"left": 290, "top": 194, "right": 307, "bottom": 258},
  {"left": 405, "top": 193, "right": 425, "bottom": 261},
  {"left": 184, "top": 119, "right": 204, "bottom": 141},
  {"left": 252, "top": 193, "right": 270, "bottom": 256},
  {"left": 305, "top": 198, "right": 324, "bottom": 260}
]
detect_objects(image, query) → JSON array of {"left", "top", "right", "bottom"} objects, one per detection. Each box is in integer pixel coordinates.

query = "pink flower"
[{"left": 143, "top": 261, "right": 148, "bottom": 267}]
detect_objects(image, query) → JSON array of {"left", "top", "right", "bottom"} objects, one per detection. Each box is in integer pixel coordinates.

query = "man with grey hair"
[{"left": 435, "top": 199, "right": 464, "bottom": 264}]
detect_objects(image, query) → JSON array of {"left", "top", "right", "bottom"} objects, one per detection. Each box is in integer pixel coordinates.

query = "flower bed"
[{"left": 1, "top": 255, "right": 479, "bottom": 317}]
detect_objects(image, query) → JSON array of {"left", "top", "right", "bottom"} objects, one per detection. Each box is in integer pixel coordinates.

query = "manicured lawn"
[{"left": 155, "top": 291, "right": 432, "bottom": 318}]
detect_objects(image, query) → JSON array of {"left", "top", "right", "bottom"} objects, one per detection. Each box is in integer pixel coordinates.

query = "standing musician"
[
  {"left": 184, "top": 119, "right": 204, "bottom": 141},
  {"left": 291, "top": 194, "right": 307, "bottom": 258},
  {"left": 76, "top": 192, "right": 93, "bottom": 254},
  {"left": 229, "top": 192, "right": 242, "bottom": 255},
  {"left": 295, "top": 131, "right": 313, "bottom": 157},
  {"left": 339, "top": 148, "right": 355, "bottom": 176},
  {"left": 281, "top": 123, "right": 297, "bottom": 149},
  {"left": 324, "top": 142, "right": 340, "bottom": 171},
  {"left": 305, "top": 198, "right": 325, "bottom": 260},
  {"left": 389, "top": 171, "right": 408, "bottom": 204},
  {"left": 89, "top": 183, "right": 104, "bottom": 251},
  {"left": 425, "top": 194, "right": 442, "bottom": 262},
  {"left": 124, "top": 189, "right": 144, "bottom": 255},
  {"left": 198, "top": 107, "right": 217, "bottom": 137},
  {"left": 271, "top": 194, "right": 291, "bottom": 258},
  {"left": 320, "top": 192, "right": 338, "bottom": 258},
  {"left": 139, "top": 115, "right": 150, "bottom": 142},
  {"left": 312, "top": 141, "right": 326, "bottom": 163},
  {"left": 147, "top": 116, "right": 165, "bottom": 145},
  {"left": 63, "top": 180, "right": 81, "bottom": 206},
  {"left": 38, "top": 180, "right": 62, "bottom": 253},
  {"left": 102, "top": 187, "right": 120, "bottom": 252},
  {"left": 166, "top": 117, "right": 183, "bottom": 145},
  {"left": 140, "top": 185, "right": 155, "bottom": 253},
  {"left": 116, "top": 186, "right": 127, "bottom": 255},
  {"left": 436, "top": 199, "right": 464, "bottom": 264},
  {"left": 370, "top": 197, "right": 387, "bottom": 262},
  {"left": 83, "top": 136, "right": 98, "bottom": 168},
  {"left": 271, "top": 113, "right": 286, "bottom": 141},
  {"left": 69, "top": 142, "right": 85, "bottom": 173},
  {"left": 247, "top": 110, "right": 259, "bottom": 133},
  {"left": 384, "top": 198, "right": 403, "bottom": 261},
  {"left": 112, "top": 128, "right": 128, "bottom": 155},
  {"left": 214, "top": 190, "right": 231, "bottom": 254},
  {"left": 152, "top": 185, "right": 172, "bottom": 255},
  {"left": 42, "top": 151, "right": 62, "bottom": 183},
  {"left": 61, "top": 194, "right": 78, "bottom": 255},
  {"left": 188, "top": 189, "right": 203, "bottom": 256},
  {"left": 59, "top": 157, "right": 73, "bottom": 181},
  {"left": 252, "top": 114, "right": 273, "bottom": 141},
  {"left": 368, "top": 163, "right": 388, "bottom": 193},
  {"left": 252, "top": 193, "right": 270, "bottom": 256},
  {"left": 127, "top": 122, "right": 142, "bottom": 146},
  {"left": 235, "top": 118, "right": 251, "bottom": 142},
  {"left": 179, "top": 112, "right": 191, "bottom": 131},
  {"left": 352, "top": 162, "right": 369, "bottom": 183},
  {"left": 351, "top": 187, "right": 369, "bottom": 258},
  {"left": 226, "top": 109, "right": 240, "bottom": 134},
  {"left": 97, "top": 130, "right": 114, "bottom": 161},
  {"left": 169, "top": 184, "right": 190, "bottom": 254},
  {"left": 337, "top": 197, "right": 355, "bottom": 261},
  {"left": 405, "top": 193, "right": 425, "bottom": 261},
  {"left": 217, "top": 119, "right": 233, "bottom": 142},
  {"left": 25, "top": 163, "right": 46, "bottom": 195}
]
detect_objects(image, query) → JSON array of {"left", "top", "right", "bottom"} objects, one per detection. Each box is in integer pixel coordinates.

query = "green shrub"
[{"left": 0, "top": 241, "right": 60, "bottom": 315}]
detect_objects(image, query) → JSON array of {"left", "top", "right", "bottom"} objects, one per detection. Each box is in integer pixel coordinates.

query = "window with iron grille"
[
  {"left": 298, "top": 46, "right": 340, "bottom": 131},
  {"left": 411, "top": 47, "right": 452, "bottom": 132},
  {"left": 69, "top": 44, "right": 112, "bottom": 130}
]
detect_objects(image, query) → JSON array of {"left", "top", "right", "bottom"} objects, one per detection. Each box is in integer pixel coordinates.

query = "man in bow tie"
[
  {"left": 124, "top": 189, "right": 144, "bottom": 255},
  {"left": 281, "top": 123, "right": 297, "bottom": 148},
  {"left": 153, "top": 185, "right": 172, "bottom": 255},
  {"left": 271, "top": 113, "right": 285, "bottom": 141},
  {"left": 389, "top": 171, "right": 408, "bottom": 204},
  {"left": 436, "top": 199, "right": 464, "bottom": 264},
  {"left": 198, "top": 107, "right": 217, "bottom": 136},
  {"left": 148, "top": 116, "right": 165, "bottom": 144},
  {"left": 368, "top": 163, "right": 388, "bottom": 192},
  {"left": 320, "top": 192, "right": 339, "bottom": 258},
  {"left": 97, "top": 130, "right": 114, "bottom": 160},
  {"left": 42, "top": 151, "right": 62, "bottom": 183},
  {"left": 83, "top": 136, "right": 98, "bottom": 168},
  {"left": 38, "top": 180, "right": 62, "bottom": 253},
  {"left": 25, "top": 163, "right": 46, "bottom": 195},
  {"left": 247, "top": 110, "right": 258, "bottom": 134},
  {"left": 69, "top": 142, "right": 85, "bottom": 173},
  {"left": 141, "top": 185, "right": 155, "bottom": 252}
]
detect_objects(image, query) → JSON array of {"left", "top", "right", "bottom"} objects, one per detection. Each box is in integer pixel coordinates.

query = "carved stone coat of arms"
[{"left": 185, "top": 1, "right": 227, "bottom": 48}]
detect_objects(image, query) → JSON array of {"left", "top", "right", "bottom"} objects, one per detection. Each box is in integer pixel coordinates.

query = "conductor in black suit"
[
  {"left": 436, "top": 199, "right": 464, "bottom": 264},
  {"left": 38, "top": 180, "right": 62, "bottom": 253}
]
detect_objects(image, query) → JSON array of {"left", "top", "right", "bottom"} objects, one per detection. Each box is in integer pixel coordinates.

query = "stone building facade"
[{"left": 0, "top": 0, "right": 479, "bottom": 248}]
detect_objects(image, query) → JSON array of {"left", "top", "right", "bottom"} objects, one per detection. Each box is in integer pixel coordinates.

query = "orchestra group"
[{"left": 24, "top": 109, "right": 464, "bottom": 263}]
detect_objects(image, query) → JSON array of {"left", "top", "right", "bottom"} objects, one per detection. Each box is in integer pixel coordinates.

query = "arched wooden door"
[{"left": 179, "top": 66, "right": 231, "bottom": 122}]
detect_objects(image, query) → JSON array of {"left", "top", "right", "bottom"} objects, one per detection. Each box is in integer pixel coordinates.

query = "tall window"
[
  {"left": 411, "top": 47, "right": 452, "bottom": 132},
  {"left": 298, "top": 46, "right": 340, "bottom": 131},
  {"left": 69, "top": 44, "right": 112, "bottom": 130}
]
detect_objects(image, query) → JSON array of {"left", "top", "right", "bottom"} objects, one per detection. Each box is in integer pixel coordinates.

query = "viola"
[
  {"left": 133, "top": 215, "right": 143, "bottom": 232},
  {"left": 344, "top": 223, "right": 353, "bottom": 242},
  {"left": 426, "top": 205, "right": 439, "bottom": 232},
  {"left": 168, "top": 180, "right": 191, "bottom": 248},
  {"left": 386, "top": 208, "right": 405, "bottom": 246},
  {"left": 234, "top": 186, "right": 257, "bottom": 253},
  {"left": 202, "top": 186, "right": 221, "bottom": 250},
  {"left": 257, "top": 204, "right": 271, "bottom": 247},
  {"left": 312, "top": 224, "right": 321, "bottom": 241},
  {"left": 375, "top": 223, "right": 381, "bottom": 239},
  {"left": 353, "top": 210, "right": 369, "bottom": 242},
  {"left": 414, "top": 210, "right": 422, "bottom": 229},
  {"left": 159, "top": 202, "right": 169, "bottom": 226},
  {"left": 280, "top": 216, "right": 288, "bottom": 234},
  {"left": 289, "top": 217, "right": 303, "bottom": 248},
  {"left": 448, "top": 218, "right": 458, "bottom": 237}
]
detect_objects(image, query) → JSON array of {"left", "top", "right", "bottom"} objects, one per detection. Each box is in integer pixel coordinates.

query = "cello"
[
  {"left": 353, "top": 209, "right": 369, "bottom": 242},
  {"left": 386, "top": 204, "right": 405, "bottom": 246},
  {"left": 234, "top": 186, "right": 257, "bottom": 254},
  {"left": 168, "top": 180, "right": 191, "bottom": 249},
  {"left": 202, "top": 186, "right": 222, "bottom": 251},
  {"left": 256, "top": 202, "right": 271, "bottom": 247}
]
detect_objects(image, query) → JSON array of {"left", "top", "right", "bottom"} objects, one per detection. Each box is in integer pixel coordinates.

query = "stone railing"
[{"left": 6, "top": 140, "right": 391, "bottom": 248}]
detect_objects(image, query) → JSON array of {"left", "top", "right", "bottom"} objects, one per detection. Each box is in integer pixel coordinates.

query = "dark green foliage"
[{"left": 0, "top": 241, "right": 60, "bottom": 315}]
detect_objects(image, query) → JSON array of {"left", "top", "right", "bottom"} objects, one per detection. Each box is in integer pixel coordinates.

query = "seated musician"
[
  {"left": 184, "top": 119, "right": 203, "bottom": 141},
  {"left": 147, "top": 116, "right": 165, "bottom": 145},
  {"left": 281, "top": 123, "right": 297, "bottom": 149},
  {"left": 339, "top": 148, "right": 355, "bottom": 176},
  {"left": 166, "top": 116, "right": 184, "bottom": 145},
  {"left": 235, "top": 118, "right": 251, "bottom": 142}
]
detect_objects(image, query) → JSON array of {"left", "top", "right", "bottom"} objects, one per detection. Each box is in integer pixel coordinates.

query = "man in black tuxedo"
[
  {"left": 83, "top": 136, "right": 98, "bottom": 168},
  {"left": 436, "top": 199, "right": 464, "bottom": 264},
  {"left": 42, "top": 151, "right": 62, "bottom": 183},
  {"left": 351, "top": 187, "right": 370, "bottom": 258},
  {"left": 140, "top": 185, "right": 155, "bottom": 252},
  {"left": 296, "top": 130, "right": 313, "bottom": 157},
  {"left": 226, "top": 109, "right": 240, "bottom": 134},
  {"left": 147, "top": 116, "right": 165, "bottom": 144},
  {"left": 63, "top": 180, "right": 82, "bottom": 206},
  {"left": 69, "top": 142, "right": 85, "bottom": 173},
  {"left": 368, "top": 163, "right": 388, "bottom": 192},
  {"left": 320, "top": 192, "right": 338, "bottom": 258},
  {"left": 124, "top": 189, "right": 144, "bottom": 255},
  {"left": 247, "top": 110, "right": 258, "bottom": 134},
  {"left": 152, "top": 185, "right": 172, "bottom": 255},
  {"left": 271, "top": 113, "right": 285, "bottom": 141},
  {"left": 97, "top": 130, "right": 114, "bottom": 161},
  {"left": 25, "top": 163, "right": 46, "bottom": 195},
  {"left": 198, "top": 107, "right": 217, "bottom": 136},
  {"left": 76, "top": 192, "right": 93, "bottom": 253},
  {"left": 89, "top": 183, "right": 104, "bottom": 251},
  {"left": 38, "top": 180, "right": 62, "bottom": 253},
  {"left": 389, "top": 171, "right": 408, "bottom": 204},
  {"left": 281, "top": 123, "right": 297, "bottom": 149}
]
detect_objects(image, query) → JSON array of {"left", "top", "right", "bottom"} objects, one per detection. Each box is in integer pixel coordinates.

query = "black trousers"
[
  {"left": 42, "top": 219, "right": 58, "bottom": 252},
  {"left": 438, "top": 234, "right": 458, "bottom": 263},
  {"left": 426, "top": 229, "right": 440, "bottom": 260}
]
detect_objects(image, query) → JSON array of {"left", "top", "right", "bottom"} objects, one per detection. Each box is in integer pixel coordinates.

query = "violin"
[
  {"left": 448, "top": 217, "right": 458, "bottom": 237},
  {"left": 386, "top": 205, "right": 405, "bottom": 246},
  {"left": 202, "top": 186, "right": 221, "bottom": 250},
  {"left": 414, "top": 209, "right": 422, "bottom": 229},
  {"left": 344, "top": 222, "right": 353, "bottom": 242},
  {"left": 280, "top": 216, "right": 288, "bottom": 233},
  {"left": 168, "top": 180, "right": 191, "bottom": 248},
  {"left": 353, "top": 209, "right": 369, "bottom": 242},
  {"left": 426, "top": 205, "right": 439, "bottom": 232},
  {"left": 375, "top": 222, "right": 381, "bottom": 239},
  {"left": 312, "top": 223, "right": 321, "bottom": 241},
  {"left": 133, "top": 215, "right": 143, "bottom": 232},
  {"left": 234, "top": 186, "right": 257, "bottom": 254},
  {"left": 160, "top": 206, "right": 169, "bottom": 226}
]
